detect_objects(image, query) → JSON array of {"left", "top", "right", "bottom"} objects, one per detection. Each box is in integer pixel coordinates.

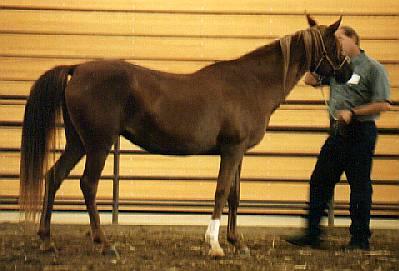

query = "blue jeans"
[{"left": 307, "top": 120, "right": 377, "bottom": 239}]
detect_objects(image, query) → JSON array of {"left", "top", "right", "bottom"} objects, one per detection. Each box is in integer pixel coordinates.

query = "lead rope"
[{"left": 318, "top": 85, "right": 338, "bottom": 121}]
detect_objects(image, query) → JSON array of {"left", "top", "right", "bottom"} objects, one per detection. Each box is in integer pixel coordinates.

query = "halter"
[
  {"left": 279, "top": 28, "right": 351, "bottom": 121},
  {"left": 310, "top": 29, "right": 350, "bottom": 121},
  {"left": 311, "top": 29, "right": 350, "bottom": 77}
]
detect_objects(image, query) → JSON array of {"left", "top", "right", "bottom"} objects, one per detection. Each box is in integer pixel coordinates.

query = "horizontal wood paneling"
[
  {"left": 1, "top": 152, "right": 398, "bottom": 181},
  {"left": 1, "top": 0, "right": 398, "bottom": 15},
  {"left": 0, "top": 58, "right": 211, "bottom": 80},
  {"left": 1, "top": 80, "right": 398, "bottom": 104},
  {"left": 1, "top": 34, "right": 399, "bottom": 62},
  {"left": 1, "top": 179, "right": 398, "bottom": 205},
  {"left": 0, "top": 58, "right": 398, "bottom": 88},
  {"left": 1, "top": 10, "right": 398, "bottom": 39},
  {"left": 1, "top": 104, "right": 398, "bottom": 129},
  {"left": 269, "top": 109, "right": 399, "bottom": 130},
  {"left": 1, "top": 127, "right": 399, "bottom": 156}
]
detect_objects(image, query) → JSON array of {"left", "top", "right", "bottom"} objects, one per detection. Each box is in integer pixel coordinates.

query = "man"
[{"left": 287, "top": 25, "right": 391, "bottom": 250}]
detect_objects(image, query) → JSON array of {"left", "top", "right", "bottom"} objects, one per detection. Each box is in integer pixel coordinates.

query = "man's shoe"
[
  {"left": 286, "top": 234, "right": 321, "bottom": 249},
  {"left": 342, "top": 238, "right": 370, "bottom": 251}
]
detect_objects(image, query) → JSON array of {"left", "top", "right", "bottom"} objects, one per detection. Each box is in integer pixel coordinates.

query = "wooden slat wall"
[
  {"left": 2, "top": 0, "right": 399, "bottom": 15},
  {"left": 0, "top": 0, "right": 398, "bottom": 216}
]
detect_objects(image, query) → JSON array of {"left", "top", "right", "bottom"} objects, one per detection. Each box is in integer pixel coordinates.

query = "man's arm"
[
  {"left": 338, "top": 62, "right": 391, "bottom": 124},
  {"left": 351, "top": 102, "right": 391, "bottom": 116},
  {"left": 336, "top": 102, "right": 391, "bottom": 124}
]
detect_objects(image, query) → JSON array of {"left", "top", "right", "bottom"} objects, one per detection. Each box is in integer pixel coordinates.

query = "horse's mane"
[{"left": 279, "top": 27, "right": 325, "bottom": 94}]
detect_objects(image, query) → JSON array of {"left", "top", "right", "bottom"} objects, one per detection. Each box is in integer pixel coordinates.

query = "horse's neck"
[{"left": 236, "top": 34, "right": 308, "bottom": 110}]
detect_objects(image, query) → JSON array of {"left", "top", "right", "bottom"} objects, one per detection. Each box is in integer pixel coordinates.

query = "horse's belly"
[{"left": 121, "top": 124, "right": 219, "bottom": 155}]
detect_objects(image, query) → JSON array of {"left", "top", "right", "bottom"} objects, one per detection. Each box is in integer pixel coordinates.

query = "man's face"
[{"left": 335, "top": 28, "right": 357, "bottom": 57}]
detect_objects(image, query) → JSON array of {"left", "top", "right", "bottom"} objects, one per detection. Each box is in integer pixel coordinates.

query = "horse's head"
[{"left": 305, "top": 15, "right": 353, "bottom": 84}]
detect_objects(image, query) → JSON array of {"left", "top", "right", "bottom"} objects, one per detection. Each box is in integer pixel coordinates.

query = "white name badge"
[{"left": 347, "top": 74, "right": 360, "bottom": 85}]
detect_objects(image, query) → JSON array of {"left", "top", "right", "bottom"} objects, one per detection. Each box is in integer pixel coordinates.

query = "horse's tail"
[{"left": 20, "top": 65, "right": 76, "bottom": 222}]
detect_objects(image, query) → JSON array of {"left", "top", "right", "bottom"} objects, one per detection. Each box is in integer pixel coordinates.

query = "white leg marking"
[{"left": 205, "top": 219, "right": 224, "bottom": 257}]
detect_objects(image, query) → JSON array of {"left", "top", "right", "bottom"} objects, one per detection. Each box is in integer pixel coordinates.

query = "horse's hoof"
[
  {"left": 102, "top": 245, "right": 120, "bottom": 258},
  {"left": 208, "top": 247, "right": 225, "bottom": 258},
  {"left": 40, "top": 240, "right": 56, "bottom": 253}
]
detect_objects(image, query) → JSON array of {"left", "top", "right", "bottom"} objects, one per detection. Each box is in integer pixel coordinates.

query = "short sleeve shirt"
[{"left": 328, "top": 50, "right": 391, "bottom": 121}]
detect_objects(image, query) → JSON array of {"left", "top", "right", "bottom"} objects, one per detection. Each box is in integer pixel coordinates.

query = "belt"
[{"left": 329, "top": 119, "right": 375, "bottom": 137}]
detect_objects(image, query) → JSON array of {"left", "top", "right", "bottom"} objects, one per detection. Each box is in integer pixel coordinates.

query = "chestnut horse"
[{"left": 20, "top": 16, "right": 351, "bottom": 256}]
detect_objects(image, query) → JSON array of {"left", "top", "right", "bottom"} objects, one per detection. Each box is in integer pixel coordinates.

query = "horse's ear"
[
  {"left": 328, "top": 16, "right": 342, "bottom": 32},
  {"left": 306, "top": 14, "right": 317, "bottom": 27}
]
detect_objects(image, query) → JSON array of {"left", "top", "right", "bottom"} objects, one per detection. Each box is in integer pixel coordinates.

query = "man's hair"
[{"left": 339, "top": 25, "right": 360, "bottom": 46}]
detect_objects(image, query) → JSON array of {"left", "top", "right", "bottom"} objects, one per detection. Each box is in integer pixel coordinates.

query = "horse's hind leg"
[
  {"left": 38, "top": 134, "right": 85, "bottom": 251},
  {"left": 80, "top": 148, "right": 113, "bottom": 254},
  {"left": 227, "top": 160, "right": 249, "bottom": 255},
  {"left": 227, "top": 161, "right": 241, "bottom": 245}
]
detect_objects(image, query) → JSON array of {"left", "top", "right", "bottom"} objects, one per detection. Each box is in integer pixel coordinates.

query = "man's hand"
[
  {"left": 304, "top": 72, "right": 320, "bottom": 86},
  {"left": 336, "top": 110, "right": 352, "bottom": 124}
]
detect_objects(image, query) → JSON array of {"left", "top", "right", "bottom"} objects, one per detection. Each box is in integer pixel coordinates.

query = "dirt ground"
[{"left": 0, "top": 222, "right": 398, "bottom": 271}]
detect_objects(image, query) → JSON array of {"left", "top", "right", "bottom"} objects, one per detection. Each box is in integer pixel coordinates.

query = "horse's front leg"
[
  {"left": 205, "top": 145, "right": 244, "bottom": 257},
  {"left": 226, "top": 160, "right": 249, "bottom": 255}
]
